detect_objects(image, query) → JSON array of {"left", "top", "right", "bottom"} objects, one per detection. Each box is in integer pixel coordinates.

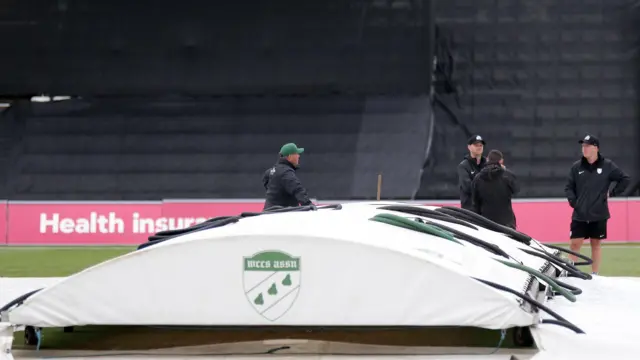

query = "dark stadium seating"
[
  {"left": 419, "top": 0, "right": 639, "bottom": 198},
  {"left": 1, "top": 0, "right": 638, "bottom": 201},
  {"left": 5, "top": 96, "right": 431, "bottom": 200}
]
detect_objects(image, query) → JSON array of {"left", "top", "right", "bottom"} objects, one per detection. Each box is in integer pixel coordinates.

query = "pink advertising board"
[
  {"left": 626, "top": 200, "right": 640, "bottom": 242},
  {"left": 161, "top": 200, "right": 264, "bottom": 221},
  {"left": 7, "top": 202, "right": 162, "bottom": 245},
  {"left": 512, "top": 200, "right": 630, "bottom": 243},
  {"left": 2, "top": 198, "right": 639, "bottom": 245},
  {"left": 0, "top": 200, "right": 6, "bottom": 245}
]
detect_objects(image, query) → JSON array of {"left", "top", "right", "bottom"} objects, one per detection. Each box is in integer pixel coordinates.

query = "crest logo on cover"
[{"left": 243, "top": 250, "right": 301, "bottom": 321}]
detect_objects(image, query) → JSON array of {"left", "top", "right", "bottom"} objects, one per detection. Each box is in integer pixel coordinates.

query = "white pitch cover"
[
  {"left": 0, "top": 323, "right": 14, "bottom": 360},
  {"left": 7, "top": 204, "right": 538, "bottom": 329}
]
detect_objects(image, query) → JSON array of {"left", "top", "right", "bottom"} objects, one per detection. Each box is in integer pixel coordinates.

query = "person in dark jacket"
[
  {"left": 564, "top": 134, "right": 630, "bottom": 275},
  {"left": 457, "top": 135, "right": 487, "bottom": 210},
  {"left": 471, "top": 149, "right": 519, "bottom": 229},
  {"left": 262, "top": 142, "right": 313, "bottom": 210}
]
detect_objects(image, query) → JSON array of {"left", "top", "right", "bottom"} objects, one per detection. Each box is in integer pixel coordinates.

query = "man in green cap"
[{"left": 262, "top": 142, "right": 313, "bottom": 210}]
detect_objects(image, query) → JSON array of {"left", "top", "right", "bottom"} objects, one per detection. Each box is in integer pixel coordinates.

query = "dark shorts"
[{"left": 570, "top": 220, "right": 608, "bottom": 240}]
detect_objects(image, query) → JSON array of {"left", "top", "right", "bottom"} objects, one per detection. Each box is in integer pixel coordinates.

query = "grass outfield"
[
  {"left": 0, "top": 246, "right": 135, "bottom": 277},
  {"left": 1, "top": 243, "right": 640, "bottom": 277}
]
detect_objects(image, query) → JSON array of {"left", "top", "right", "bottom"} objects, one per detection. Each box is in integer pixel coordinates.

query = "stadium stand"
[
  {"left": 4, "top": 96, "right": 430, "bottom": 200},
  {"left": 416, "top": 0, "right": 639, "bottom": 199}
]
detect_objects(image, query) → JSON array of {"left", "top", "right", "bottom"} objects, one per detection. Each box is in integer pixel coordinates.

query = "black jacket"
[
  {"left": 262, "top": 158, "right": 312, "bottom": 210},
  {"left": 457, "top": 155, "right": 487, "bottom": 210},
  {"left": 471, "top": 164, "right": 519, "bottom": 229},
  {"left": 564, "top": 154, "right": 630, "bottom": 222}
]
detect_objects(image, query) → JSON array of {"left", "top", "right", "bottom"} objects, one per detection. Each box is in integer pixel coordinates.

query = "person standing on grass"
[
  {"left": 457, "top": 135, "right": 487, "bottom": 211},
  {"left": 564, "top": 134, "right": 630, "bottom": 275}
]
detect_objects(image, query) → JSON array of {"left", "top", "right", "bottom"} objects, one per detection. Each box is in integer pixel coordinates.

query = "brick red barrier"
[{"left": 2, "top": 199, "right": 639, "bottom": 245}]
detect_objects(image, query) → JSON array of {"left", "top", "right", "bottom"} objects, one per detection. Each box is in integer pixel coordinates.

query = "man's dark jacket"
[
  {"left": 471, "top": 163, "right": 519, "bottom": 229},
  {"left": 457, "top": 155, "right": 487, "bottom": 210},
  {"left": 262, "top": 158, "right": 312, "bottom": 210},
  {"left": 564, "top": 154, "right": 630, "bottom": 222}
]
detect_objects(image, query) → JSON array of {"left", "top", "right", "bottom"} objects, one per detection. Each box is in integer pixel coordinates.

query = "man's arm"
[
  {"left": 564, "top": 166, "right": 577, "bottom": 208},
  {"left": 457, "top": 162, "right": 472, "bottom": 196},
  {"left": 281, "top": 169, "right": 312, "bottom": 206},
  {"left": 609, "top": 161, "right": 631, "bottom": 197},
  {"left": 471, "top": 177, "right": 481, "bottom": 214}
]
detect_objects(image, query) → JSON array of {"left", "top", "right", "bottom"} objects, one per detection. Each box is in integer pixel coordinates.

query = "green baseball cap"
[{"left": 280, "top": 143, "right": 305, "bottom": 156}]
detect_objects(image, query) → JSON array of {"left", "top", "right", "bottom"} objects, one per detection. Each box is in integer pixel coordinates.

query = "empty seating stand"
[
  {"left": 8, "top": 96, "right": 432, "bottom": 201},
  {"left": 423, "top": 0, "right": 640, "bottom": 199}
]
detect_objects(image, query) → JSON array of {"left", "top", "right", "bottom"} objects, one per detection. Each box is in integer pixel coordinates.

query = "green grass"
[
  {"left": 580, "top": 243, "right": 640, "bottom": 277},
  {"left": 0, "top": 246, "right": 135, "bottom": 277},
  {"left": 1, "top": 243, "right": 640, "bottom": 278}
]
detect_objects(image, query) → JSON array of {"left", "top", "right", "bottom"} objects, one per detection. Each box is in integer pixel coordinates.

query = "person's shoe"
[{"left": 592, "top": 272, "right": 598, "bottom": 275}]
